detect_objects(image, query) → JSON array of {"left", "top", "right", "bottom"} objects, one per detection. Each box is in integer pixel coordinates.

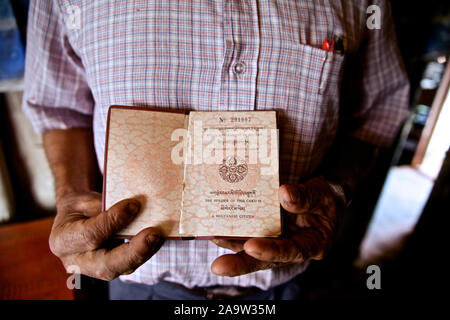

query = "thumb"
[
  {"left": 278, "top": 184, "right": 312, "bottom": 215},
  {"left": 83, "top": 198, "right": 141, "bottom": 247}
]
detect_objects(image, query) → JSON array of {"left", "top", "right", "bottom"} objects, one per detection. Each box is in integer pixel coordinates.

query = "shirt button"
[{"left": 232, "top": 61, "right": 246, "bottom": 75}]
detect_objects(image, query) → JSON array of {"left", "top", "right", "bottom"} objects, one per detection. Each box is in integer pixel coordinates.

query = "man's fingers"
[
  {"left": 279, "top": 184, "right": 311, "bottom": 214},
  {"left": 279, "top": 180, "right": 333, "bottom": 216},
  {"left": 68, "top": 227, "right": 163, "bottom": 281},
  {"left": 209, "top": 181, "right": 335, "bottom": 277},
  {"left": 76, "top": 198, "right": 141, "bottom": 252},
  {"left": 101, "top": 227, "right": 163, "bottom": 278},
  {"left": 211, "top": 251, "right": 284, "bottom": 277},
  {"left": 242, "top": 226, "right": 326, "bottom": 263},
  {"left": 243, "top": 238, "right": 303, "bottom": 263},
  {"left": 210, "top": 239, "right": 246, "bottom": 252}
]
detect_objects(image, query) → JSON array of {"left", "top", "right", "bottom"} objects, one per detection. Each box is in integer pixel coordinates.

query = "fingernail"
[
  {"left": 126, "top": 201, "right": 140, "bottom": 214},
  {"left": 284, "top": 185, "right": 298, "bottom": 204},
  {"left": 282, "top": 190, "right": 293, "bottom": 204}
]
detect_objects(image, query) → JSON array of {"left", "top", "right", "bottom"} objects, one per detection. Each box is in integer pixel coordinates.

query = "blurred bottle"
[{"left": 420, "top": 61, "right": 445, "bottom": 90}]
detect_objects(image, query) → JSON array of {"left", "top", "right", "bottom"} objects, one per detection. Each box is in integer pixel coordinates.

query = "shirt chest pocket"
[
  {"left": 259, "top": 42, "right": 346, "bottom": 183},
  {"left": 258, "top": 42, "right": 345, "bottom": 114},
  {"left": 292, "top": 43, "right": 345, "bottom": 106}
]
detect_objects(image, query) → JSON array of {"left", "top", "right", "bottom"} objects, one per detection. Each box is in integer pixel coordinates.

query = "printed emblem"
[{"left": 219, "top": 157, "right": 248, "bottom": 183}]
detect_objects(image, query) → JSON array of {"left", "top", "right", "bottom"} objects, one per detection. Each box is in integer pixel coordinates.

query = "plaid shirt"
[{"left": 23, "top": 0, "right": 409, "bottom": 290}]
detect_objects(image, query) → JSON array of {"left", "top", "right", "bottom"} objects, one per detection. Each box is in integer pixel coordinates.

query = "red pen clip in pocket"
[{"left": 322, "top": 39, "right": 335, "bottom": 52}]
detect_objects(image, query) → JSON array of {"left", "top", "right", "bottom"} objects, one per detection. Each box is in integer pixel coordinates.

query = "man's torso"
[{"left": 53, "top": 0, "right": 368, "bottom": 289}]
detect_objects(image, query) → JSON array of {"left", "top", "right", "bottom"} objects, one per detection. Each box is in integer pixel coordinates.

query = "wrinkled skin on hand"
[
  {"left": 49, "top": 191, "right": 163, "bottom": 281},
  {"left": 210, "top": 177, "right": 342, "bottom": 276}
]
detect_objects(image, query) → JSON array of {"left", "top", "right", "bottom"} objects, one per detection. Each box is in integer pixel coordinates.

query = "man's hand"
[
  {"left": 210, "top": 177, "right": 342, "bottom": 276},
  {"left": 49, "top": 191, "right": 163, "bottom": 281},
  {"left": 43, "top": 129, "right": 163, "bottom": 281}
]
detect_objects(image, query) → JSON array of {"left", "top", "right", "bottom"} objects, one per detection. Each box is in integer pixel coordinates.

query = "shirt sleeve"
[
  {"left": 22, "top": 1, "right": 94, "bottom": 134},
  {"left": 341, "top": 0, "right": 410, "bottom": 148}
]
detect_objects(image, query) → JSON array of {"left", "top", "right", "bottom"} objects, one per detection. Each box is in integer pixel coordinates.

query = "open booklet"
[{"left": 103, "top": 106, "right": 281, "bottom": 239}]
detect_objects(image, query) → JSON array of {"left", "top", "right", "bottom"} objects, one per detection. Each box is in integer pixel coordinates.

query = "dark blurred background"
[{"left": 0, "top": 0, "right": 449, "bottom": 300}]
